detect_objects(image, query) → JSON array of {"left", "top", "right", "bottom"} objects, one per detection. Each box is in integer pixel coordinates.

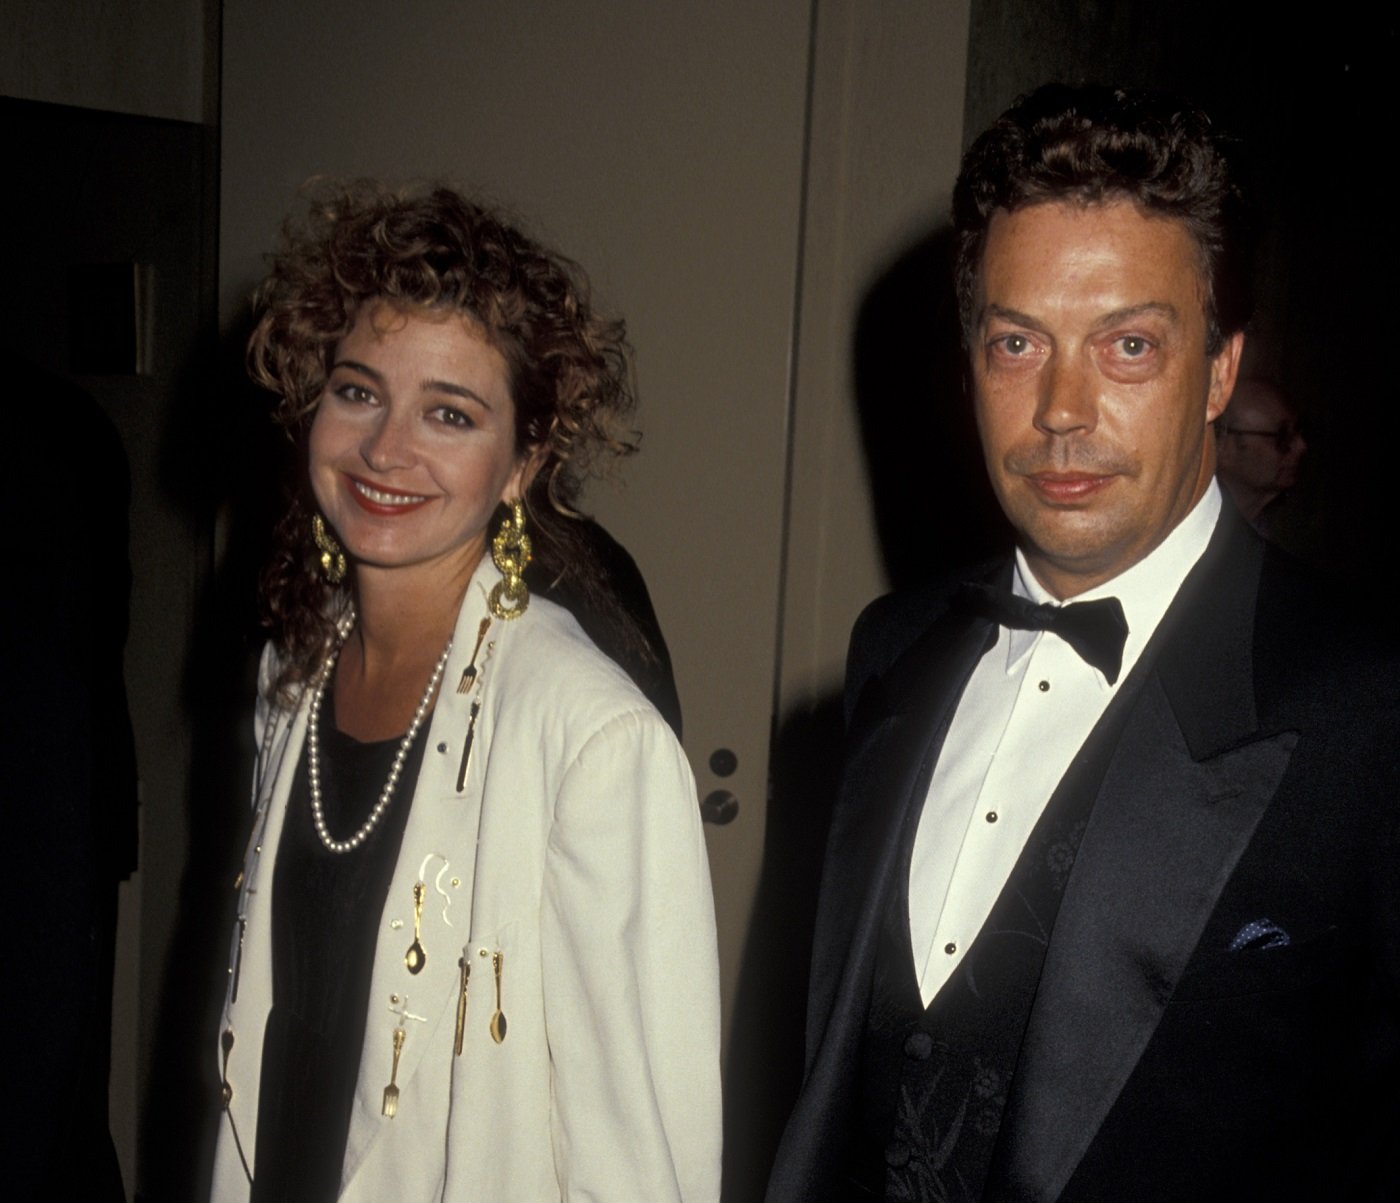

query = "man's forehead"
[
  {"left": 985, "top": 196, "right": 1200, "bottom": 249},
  {"left": 977, "top": 199, "right": 1210, "bottom": 312}
]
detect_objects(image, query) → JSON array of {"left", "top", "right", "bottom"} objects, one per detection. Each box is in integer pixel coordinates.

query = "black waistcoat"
[{"left": 845, "top": 675, "right": 1141, "bottom": 1201}]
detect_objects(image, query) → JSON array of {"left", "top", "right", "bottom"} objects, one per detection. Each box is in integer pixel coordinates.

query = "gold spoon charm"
[
  {"left": 490, "top": 950, "right": 507, "bottom": 1043},
  {"left": 382, "top": 1026, "right": 406, "bottom": 1117},
  {"left": 405, "top": 882, "right": 427, "bottom": 974}
]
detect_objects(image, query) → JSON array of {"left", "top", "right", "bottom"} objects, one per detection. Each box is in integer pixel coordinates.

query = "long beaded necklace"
[{"left": 306, "top": 607, "right": 454, "bottom": 854}]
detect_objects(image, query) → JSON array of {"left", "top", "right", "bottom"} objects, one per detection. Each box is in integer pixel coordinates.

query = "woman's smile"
[{"left": 345, "top": 474, "right": 433, "bottom": 513}]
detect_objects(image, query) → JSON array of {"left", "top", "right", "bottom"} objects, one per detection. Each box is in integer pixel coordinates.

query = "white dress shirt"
[{"left": 907, "top": 483, "right": 1223, "bottom": 1005}]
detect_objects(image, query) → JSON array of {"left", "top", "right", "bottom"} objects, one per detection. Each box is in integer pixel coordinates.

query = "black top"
[{"left": 251, "top": 702, "right": 427, "bottom": 1203}]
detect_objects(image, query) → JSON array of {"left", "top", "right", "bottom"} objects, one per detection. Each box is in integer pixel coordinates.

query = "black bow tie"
[{"left": 958, "top": 582, "right": 1129, "bottom": 684}]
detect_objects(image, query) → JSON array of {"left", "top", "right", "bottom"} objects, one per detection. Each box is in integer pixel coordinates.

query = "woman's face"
[{"left": 309, "top": 301, "right": 533, "bottom": 586}]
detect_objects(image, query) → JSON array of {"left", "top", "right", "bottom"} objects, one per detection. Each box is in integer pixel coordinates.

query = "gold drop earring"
[
  {"left": 488, "top": 500, "right": 531, "bottom": 620},
  {"left": 312, "top": 514, "right": 347, "bottom": 584}
]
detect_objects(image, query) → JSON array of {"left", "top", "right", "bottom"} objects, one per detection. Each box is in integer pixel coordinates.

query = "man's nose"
[{"left": 1034, "top": 356, "right": 1098, "bottom": 436}]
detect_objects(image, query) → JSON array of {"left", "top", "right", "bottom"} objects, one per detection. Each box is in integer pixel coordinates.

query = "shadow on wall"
[
  {"left": 721, "top": 225, "right": 1007, "bottom": 1201},
  {"left": 855, "top": 224, "right": 1011, "bottom": 589}
]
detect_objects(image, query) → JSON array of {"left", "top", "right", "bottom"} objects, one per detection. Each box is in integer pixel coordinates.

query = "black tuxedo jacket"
[{"left": 767, "top": 509, "right": 1400, "bottom": 1201}]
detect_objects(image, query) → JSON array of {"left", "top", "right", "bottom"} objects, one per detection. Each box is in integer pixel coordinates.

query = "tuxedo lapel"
[
  {"left": 806, "top": 600, "right": 995, "bottom": 1049},
  {"left": 772, "top": 596, "right": 997, "bottom": 1199},
  {"left": 990, "top": 512, "right": 1300, "bottom": 1201}
]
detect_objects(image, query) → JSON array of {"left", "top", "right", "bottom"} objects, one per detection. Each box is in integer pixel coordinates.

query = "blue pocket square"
[{"left": 1228, "top": 918, "right": 1291, "bottom": 952}]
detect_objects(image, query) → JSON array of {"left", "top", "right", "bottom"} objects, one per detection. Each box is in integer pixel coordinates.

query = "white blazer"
[{"left": 210, "top": 559, "right": 722, "bottom": 1201}]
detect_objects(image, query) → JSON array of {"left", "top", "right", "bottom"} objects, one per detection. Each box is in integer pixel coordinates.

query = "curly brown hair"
[{"left": 248, "top": 181, "right": 640, "bottom": 698}]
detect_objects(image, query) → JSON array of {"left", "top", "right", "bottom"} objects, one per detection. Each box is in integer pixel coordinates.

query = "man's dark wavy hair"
[{"left": 953, "top": 83, "right": 1253, "bottom": 354}]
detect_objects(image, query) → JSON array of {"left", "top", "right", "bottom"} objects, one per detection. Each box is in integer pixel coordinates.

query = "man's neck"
[{"left": 1010, "top": 483, "right": 1223, "bottom": 684}]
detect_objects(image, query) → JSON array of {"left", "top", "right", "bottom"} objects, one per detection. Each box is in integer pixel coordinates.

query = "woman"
[{"left": 210, "top": 184, "right": 721, "bottom": 1202}]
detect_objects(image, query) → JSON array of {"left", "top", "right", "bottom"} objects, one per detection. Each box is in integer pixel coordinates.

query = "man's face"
[{"left": 971, "top": 200, "right": 1243, "bottom": 598}]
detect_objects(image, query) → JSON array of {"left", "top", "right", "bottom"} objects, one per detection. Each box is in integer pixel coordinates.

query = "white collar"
[{"left": 1002, "top": 481, "right": 1223, "bottom": 681}]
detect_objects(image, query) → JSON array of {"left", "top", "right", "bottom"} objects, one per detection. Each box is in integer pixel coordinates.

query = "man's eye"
[
  {"left": 1116, "top": 336, "right": 1151, "bottom": 357},
  {"left": 995, "top": 334, "right": 1033, "bottom": 355}
]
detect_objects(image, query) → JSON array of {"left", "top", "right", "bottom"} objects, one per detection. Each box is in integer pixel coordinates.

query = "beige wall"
[
  {"left": 0, "top": 0, "right": 214, "bottom": 123},
  {"left": 780, "top": 0, "right": 971, "bottom": 715}
]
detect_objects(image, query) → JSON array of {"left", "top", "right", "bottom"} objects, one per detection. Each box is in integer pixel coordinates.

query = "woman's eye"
[
  {"left": 335, "top": 383, "right": 375, "bottom": 404},
  {"left": 434, "top": 406, "right": 475, "bottom": 429}
]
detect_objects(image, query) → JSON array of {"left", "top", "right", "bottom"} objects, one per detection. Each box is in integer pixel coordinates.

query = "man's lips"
[
  {"left": 345, "top": 475, "right": 433, "bottom": 515},
  {"left": 1023, "top": 472, "right": 1118, "bottom": 503}
]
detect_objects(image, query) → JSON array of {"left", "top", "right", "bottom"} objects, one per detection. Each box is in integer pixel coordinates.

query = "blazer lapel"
[
  {"left": 220, "top": 685, "right": 310, "bottom": 1182},
  {"left": 339, "top": 578, "right": 497, "bottom": 1185},
  {"left": 991, "top": 512, "right": 1299, "bottom": 1201}
]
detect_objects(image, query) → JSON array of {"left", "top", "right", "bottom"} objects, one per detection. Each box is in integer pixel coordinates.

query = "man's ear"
[{"left": 1206, "top": 331, "right": 1245, "bottom": 424}]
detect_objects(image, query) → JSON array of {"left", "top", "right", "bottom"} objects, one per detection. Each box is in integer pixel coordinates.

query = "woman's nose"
[{"left": 361, "top": 413, "right": 416, "bottom": 471}]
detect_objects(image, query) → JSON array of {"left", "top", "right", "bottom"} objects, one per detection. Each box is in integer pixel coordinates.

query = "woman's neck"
[{"left": 333, "top": 555, "right": 481, "bottom": 739}]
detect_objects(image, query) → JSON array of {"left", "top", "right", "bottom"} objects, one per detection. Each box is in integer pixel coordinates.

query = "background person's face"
[{"left": 1219, "top": 382, "right": 1307, "bottom": 496}]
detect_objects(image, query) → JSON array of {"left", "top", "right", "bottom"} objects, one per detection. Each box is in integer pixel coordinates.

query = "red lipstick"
[{"left": 344, "top": 474, "right": 433, "bottom": 516}]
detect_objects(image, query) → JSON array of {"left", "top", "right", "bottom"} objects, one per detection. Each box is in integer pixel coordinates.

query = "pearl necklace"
[{"left": 307, "top": 608, "right": 454, "bottom": 854}]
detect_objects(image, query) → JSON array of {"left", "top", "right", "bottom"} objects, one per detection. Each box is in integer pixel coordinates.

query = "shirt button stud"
[
  {"left": 885, "top": 1142, "right": 911, "bottom": 1168},
  {"left": 945, "top": 942, "right": 957, "bottom": 955},
  {"left": 903, "top": 1031, "right": 934, "bottom": 1060},
  {"left": 986, "top": 811, "right": 998, "bottom": 823},
  {"left": 1038, "top": 680, "right": 1050, "bottom": 692}
]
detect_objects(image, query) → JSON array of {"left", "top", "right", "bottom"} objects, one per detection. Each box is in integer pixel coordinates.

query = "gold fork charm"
[
  {"left": 456, "top": 618, "right": 492, "bottom": 693},
  {"left": 382, "top": 1026, "right": 406, "bottom": 1117}
]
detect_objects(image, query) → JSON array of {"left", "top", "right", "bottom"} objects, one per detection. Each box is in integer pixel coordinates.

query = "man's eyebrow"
[
  {"left": 981, "top": 304, "right": 1049, "bottom": 333},
  {"left": 980, "top": 301, "right": 1182, "bottom": 333},
  {"left": 1091, "top": 301, "right": 1181, "bottom": 329}
]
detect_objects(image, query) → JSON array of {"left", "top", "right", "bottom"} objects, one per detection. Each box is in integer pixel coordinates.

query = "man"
[
  {"left": 1216, "top": 377, "right": 1308, "bottom": 528},
  {"left": 767, "top": 84, "right": 1398, "bottom": 1202}
]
